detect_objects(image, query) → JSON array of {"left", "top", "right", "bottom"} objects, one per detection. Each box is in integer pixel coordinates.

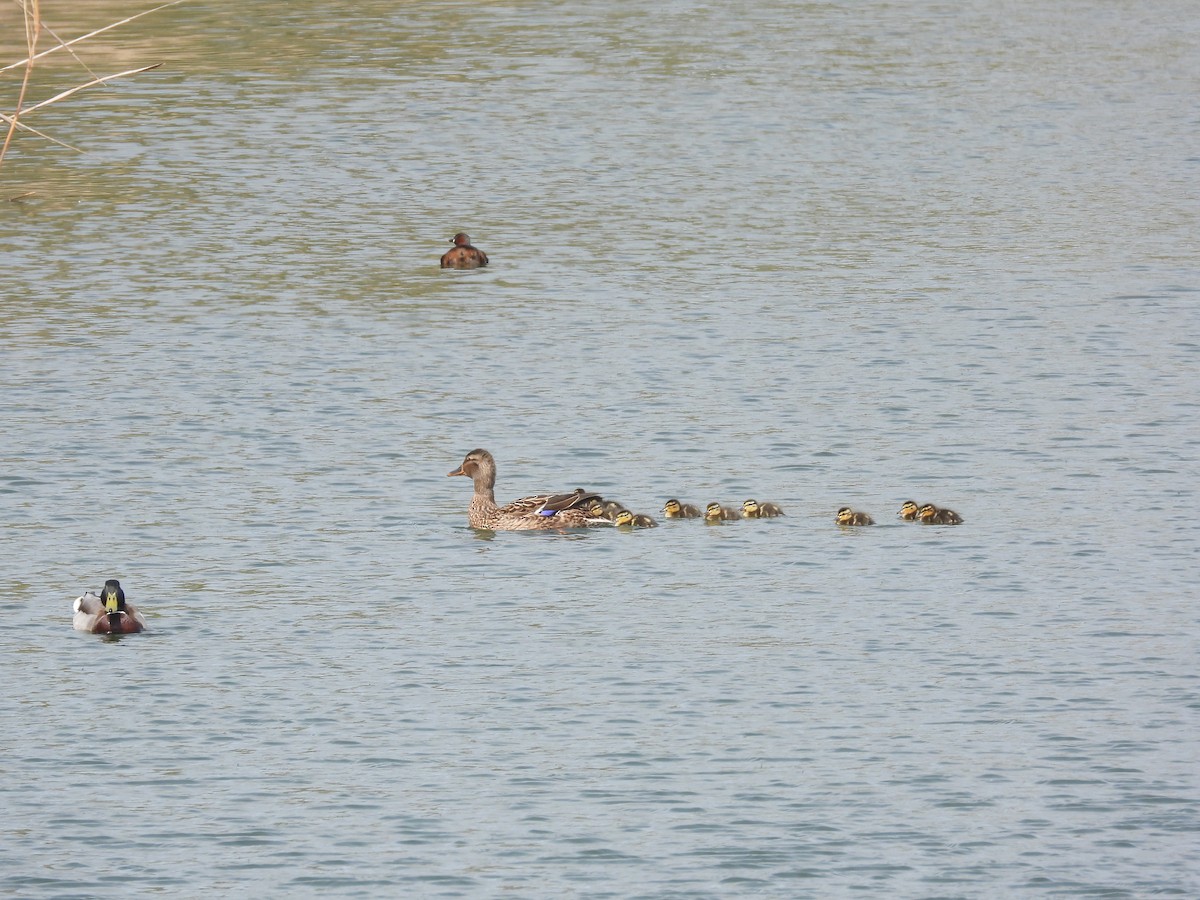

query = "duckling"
[
  {"left": 917, "top": 503, "right": 964, "bottom": 525},
  {"left": 614, "top": 510, "right": 658, "bottom": 528},
  {"left": 704, "top": 502, "right": 742, "bottom": 522},
  {"left": 601, "top": 499, "right": 628, "bottom": 518},
  {"left": 898, "top": 500, "right": 921, "bottom": 521},
  {"left": 584, "top": 499, "right": 613, "bottom": 520},
  {"left": 584, "top": 499, "right": 627, "bottom": 521},
  {"left": 741, "top": 499, "right": 785, "bottom": 518},
  {"left": 835, "top": 507, "right": 875, "bottom": 526},
  {"left": 661, "top": 498, "right": 702, "bottom": 519},
  {"left": 440, "top": 232, "right": 488, "bottom": 269}
]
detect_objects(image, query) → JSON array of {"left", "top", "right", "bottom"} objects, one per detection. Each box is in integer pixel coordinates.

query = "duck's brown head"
[{"left": 448, "top": 449, "right": 497, "bottom": 488}]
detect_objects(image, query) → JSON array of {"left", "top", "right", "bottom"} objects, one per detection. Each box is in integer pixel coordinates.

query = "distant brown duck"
[
  {"left": 741, "top": 499, "right": 785, "bottom": 518},
  {"left": 447, "top": 449, "right": 609, "bottom": 530},
  {"left": 918, "top": 503, "right": 964, "bottom": 525},
  {"left": 662, "top": 499, "right": 702, "bottom": 519},
  {"left": 898, "top": 500, "right": 921, "bottom": 521},
  {"left": 440, "top": 232, "right": 489, "bottom": 269},
  {"left": 835, "top": 507, "right": 875, "bottom": 526}
]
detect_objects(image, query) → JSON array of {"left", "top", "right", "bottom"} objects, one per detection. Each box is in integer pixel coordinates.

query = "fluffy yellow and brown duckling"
[
  {"left": 614, "top": 510, "right": 658, "bottom": 528},
  {"left": 835, "top": 507, "right": 875, "bottom": 526},
  {"left": 584, "top": 499, "right": 613, "bottom": 521},
  {"left": 661, "top": 498, "right": 702, "bottom": 519},
  {"left": 741, "top": 499, "right": 785, "bottom": 518},
  {"left": 447, "top": 449, "right": 610, "bottom": 530},
  {"left": 72, "top": 579, "right": 146, "bottom": 634},
  {"left": 898, "top": 500, "right": 921, "bottom": 521},
  {"left": 917, "top": 503, "right": 964, "bottom": 525},
  {"left": 704, "top": 502, "right": 742, "bottom": 522},
  {"left": 602, "top": 499, "right": 628, "bottom": 518},
  {"left": 440, "top": 232, "right": 489, "bottom": 269},
  {"left": 585, "top": 499, "right": 629, "bottom": 522}
]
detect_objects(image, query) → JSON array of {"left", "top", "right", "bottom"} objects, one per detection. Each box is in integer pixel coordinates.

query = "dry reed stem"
[
  {"left": 0, "top": 111, "right": 79, "bottom": 151},
  {"left": 17, "top": 62, "right": 163, "bottom": 115},
  {"left": 1, "top": 0, "right": 41, "bottom": 166},
  {"left": 0, "top": 0, "right": 187, "bottom": 74},
  {"left": 1, "top": 0, "right": 184, "bottom": 171}
]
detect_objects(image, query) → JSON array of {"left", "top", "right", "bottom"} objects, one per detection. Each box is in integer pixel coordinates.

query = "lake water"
[{"left": 2, "top": 1, "right": 1198, "bottom": 896}]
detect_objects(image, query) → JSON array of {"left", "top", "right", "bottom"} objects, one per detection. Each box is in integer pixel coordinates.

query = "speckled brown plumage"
[{"left": 447, "top": 449, "right": 610, "bottom": 530}]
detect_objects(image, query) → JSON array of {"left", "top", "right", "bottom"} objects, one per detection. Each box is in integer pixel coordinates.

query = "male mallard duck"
[
  {"left": 72, "top": 579, "right": 145, "bottom": 634},
  {"left": 704, "top": 502, "right": 742, "bottom": 522},
  {"left": 742, "top": 499, "right": 785, "bottom": 518},
  {"left": 447, "top": 448, "right": 611, "bottom": 531},
  {"left": 440, "top": 232, "right": 489, "bottom": 269},
  {"left": 898, "top": 500, "right": 921, "bottom": 521},
  {"left": 918, "top": 503, "right": 964, "bottom": 525},
  {"left": 614, "top": 510, "right": 658, "bottom": 528},
  {"left": 835, "top": 507, "right": 875, "bottom": 526},
  {"left": 662, "top": 498, "right": 702, "bottom": 519}
]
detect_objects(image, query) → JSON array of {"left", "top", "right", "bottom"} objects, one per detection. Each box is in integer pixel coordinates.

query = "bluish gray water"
[{"left": 2, "top": 1, "right": 1198, "bottom": 896}]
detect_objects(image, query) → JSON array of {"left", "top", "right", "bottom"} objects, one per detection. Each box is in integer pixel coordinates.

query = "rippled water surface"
[{"left": 2, "top": 1, "right": 1198, "bottom": 896}]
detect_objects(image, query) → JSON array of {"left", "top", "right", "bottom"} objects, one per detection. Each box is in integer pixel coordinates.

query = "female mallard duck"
[
  {"left": 662, "top": 498, "right": 702, "bottom": 519},
  {"left": 836, "top": 507, "right": 875, "bottom": 526},
  {"left": 918, "top": 503, "right": 964, "bottom": 525},
  {"left": 72, "top": 579, "right": 146, "bottom": 634},
  {"left": 614, "top": 510, "right": 658, "bottom": 528},
  {"left": 440, "top": 232, "right": 489, "bottom": 269},
  {"left": 447, "top": 448, "right": 611, "bottom": 531},
  {"left": 898, "top": 500, "right": 921, "bottom": 521},
  {"left": 742, "top": 499, "right": 784, "bottom": 518},
  {"left": 704, "top": 502, "right": 742, "bottom": 522}
]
